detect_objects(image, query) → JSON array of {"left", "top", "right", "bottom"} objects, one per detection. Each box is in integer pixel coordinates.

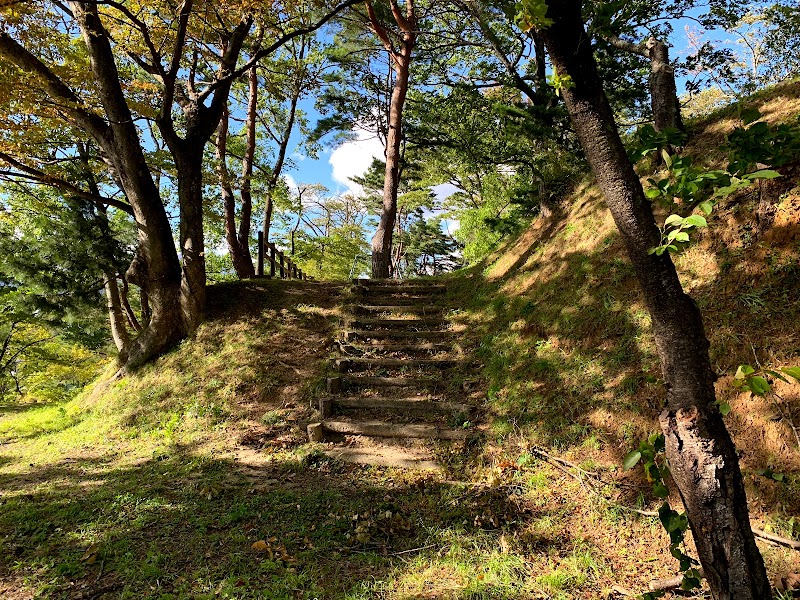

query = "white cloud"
[
  {"left": 329, "top": 131, "right": 385, "bottom": 194},
  {"left": 283, "top": 173, "right": 299, "bottom": 193},
  {"left": 431, "top": 183, "right": 461, "bottom": 202}
]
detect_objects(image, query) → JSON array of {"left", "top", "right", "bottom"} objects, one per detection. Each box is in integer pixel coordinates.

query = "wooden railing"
[{"left": 256, "top": 232, "right": 310, "bottom": 280}]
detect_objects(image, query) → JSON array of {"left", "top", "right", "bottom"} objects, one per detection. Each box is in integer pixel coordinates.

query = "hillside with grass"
[{"left": 1, "top": 83, "right": 800, "bottom": 599}]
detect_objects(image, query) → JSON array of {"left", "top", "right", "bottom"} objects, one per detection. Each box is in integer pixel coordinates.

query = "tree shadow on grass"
[{"left": 0, "top": 441, "right": 585, "bottom": 600}]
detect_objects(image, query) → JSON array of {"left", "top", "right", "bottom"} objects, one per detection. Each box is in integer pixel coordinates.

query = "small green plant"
[
  {"left": 624, "top": 433, "right": 702, "bottom": 597},
  {"left": 546, "top": 71, "right": 575, "bottom": 97},
  {"left": 733, "top": 363, "right": 800, "bottom": 447},
  {"left": 727, "top": 109, "right": 800, "bottom": 175},
  {"left": 629, "top": 117, "right": 784, "bottom": 256}
]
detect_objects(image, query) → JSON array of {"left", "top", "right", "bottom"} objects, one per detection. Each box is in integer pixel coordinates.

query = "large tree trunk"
[
  {"left": 367, "top": 0, "right": 416, "bottom": 279},
  {"left": 69, "top": 2, "right": 186, "bottom": 370},
  {"left": 539, "top": 3, "right": 771, "bottom": 599}
]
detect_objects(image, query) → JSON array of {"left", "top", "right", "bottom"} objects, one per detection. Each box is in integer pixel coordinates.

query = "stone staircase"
[{"left": 307, "top": 278, "right": 480, "bottom": 470}]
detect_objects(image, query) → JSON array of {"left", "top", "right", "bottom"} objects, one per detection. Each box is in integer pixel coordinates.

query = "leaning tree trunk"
[
  {"left": 370, "top": 55, "right": 407, "bottom": 278},
  {"left": 69, "top": 2, "right": 186, "bottom": 370},
  {"left": 540, "top": 3, "right": 771, "bottom": 599}
]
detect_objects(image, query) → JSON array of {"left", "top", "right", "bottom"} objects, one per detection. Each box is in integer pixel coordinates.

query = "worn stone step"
[
  {"left": 347, "top": 304, "right": 444, "bottom": 315},
  {"left": 339, "top": 341, "right": 456, "bottom": 354},
  {"left": 322, "top": 447, "right": 443, "bottom": 471},
  {"left": 345, "top": 317, "right": 446, "bottom": 330},
  {"left": 349, "top": 296, "right": 443, "bottom": 306},
  {"left": 333, "top": 357, "right": 465, "bottom": 372},
  {"left": 352, "top": 278, "right": 446, "bottom": 288},
  {"left": 320, "top": 396, "right": 473, "bottom": 417},
  {"left": 344, "top": 329, "right": 454, "bottom": 341},
  {"left": 308, "top": 419, "right": 472, "bottom": 441},
  {"left": 327, "top": 375, "right": 440, "bottom": 393}
]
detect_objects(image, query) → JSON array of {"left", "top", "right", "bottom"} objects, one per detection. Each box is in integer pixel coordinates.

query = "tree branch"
[
  {"left": 0, "top": 31, "right": 111, "bottom": 143},
  {"left": 0, "top": 152, "right": 134, "bottom": 215}
]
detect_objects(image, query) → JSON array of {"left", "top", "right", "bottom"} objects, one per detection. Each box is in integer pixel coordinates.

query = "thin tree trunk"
[
  {"left": 140, "top": 288, "right": 151, "bottom": 328},
  {"left": 217, "top": 104, "right": 255, "bottom": 278},
  {"left": 175, "top": 146, "right": 207, "bottom": 334},
  {"left": 103, "top": 272, "right": 130, "bottom": 360},
  {"left": 539, "top": 3, "right": 770, "bottom": 599},
  {"left": 262, "top": 40, "right": 306, "bottom": 243},
  {"left": 237, "top": 66, "right": 258, "bottom": 275},
  {"left": 647, "top": 37, "right": 684, "bottom": 133},
  {"left": 367, "top": 0, "right": 416, "bottom": 278},
  {"left": 119, "top": 274, "right": 142, "bottom": 332},
  {"left": 604, "top": 34, "right": 684, "bottom": 133}
]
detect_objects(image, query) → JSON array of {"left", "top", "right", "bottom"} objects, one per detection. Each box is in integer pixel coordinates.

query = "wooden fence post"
[
  {"left": 278, "top": 251, "right": 285, "bottom": 278},
  {"left": 257, "top": 231, "right": 264, "bottom": 277},
  {"left": 269, "top": 243, "right": 276, "bottom": 278}
]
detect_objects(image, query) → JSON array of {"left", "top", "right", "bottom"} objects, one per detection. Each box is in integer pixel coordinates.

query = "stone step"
[
  {"left": 344, "top": 329, "right": 454, "bottom": 341},
  {"left": 345, "top": 317, "right": 447, "bottom": 330},
  {"left": 339, "top": 341, "right": 456, "bottom": 354},
  {"left": 349, "top": 296, "right": 443, "bottom": 306},
  {"left": 319, "top": 396, "right": 473, "bottom": 417},
  {"left": 333, "top": 357, "right": 465, "bottom": 372},
  {"left": 322, "top": 447, "right": 442, "bottom": 471},
  {"left": 353, "top": 284, "right": 446, "bottom": 295},
  {"left": 347, "top": 304, "right": 444, "bottom": 315},
  {"left": 327, "top": 375, "right": 440, "bottom": 393},
  {"left": 308, "top": 419, "right": 472, "bottom": 441}
]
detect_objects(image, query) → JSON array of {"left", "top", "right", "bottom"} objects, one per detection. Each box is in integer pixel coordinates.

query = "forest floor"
[{"left": 1, "top": 81, "right": 800, "bottom": 599}]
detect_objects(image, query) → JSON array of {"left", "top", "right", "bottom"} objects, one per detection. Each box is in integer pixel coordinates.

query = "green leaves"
[
  {"left": 733, "top": 363, "right": 800, "bottom": 398},
  {"left": 781, "top": 367, "right": 800, "bottom": 380},
  {"left": 622, "top": 450, "right": 641, "bottom": 470},
  {"left": 649, "top": 213, "right": 709, "bottom": 256},
  {"left": 625, "top": 432, "right": 701, "bottom": 593},
  {"left": 514, "top": 0, "right": 553, "bottom": 31},
  {"left": 740, "top": 107, "right": 762, "bottom": 125},
  {"left": 546, "top": 71, "right": 575, "bottom": 97},
  {"left": 757, "top": 469, "right": 786, "bottom": 483}
]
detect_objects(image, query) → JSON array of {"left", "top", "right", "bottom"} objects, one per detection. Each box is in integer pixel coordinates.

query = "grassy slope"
[
  {"left": 442, "top": 79, "right": 800, "bottom": 595},
  {"left": 0, "top": 83, "right": 799, "bottom": 600}
]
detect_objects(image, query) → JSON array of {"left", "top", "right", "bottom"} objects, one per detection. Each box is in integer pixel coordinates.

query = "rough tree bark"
[
  {"left": 604, "top": 34, "right": 684, "bottom": 133},
  {"left": 68, "top": 3, "right": 186, "bottom": 369},
  {"left": 366, "top": 0, "right": 417, "bottom": 278},
  {"left": 539, "top": 3, "right": 771, "bottom": 599}
]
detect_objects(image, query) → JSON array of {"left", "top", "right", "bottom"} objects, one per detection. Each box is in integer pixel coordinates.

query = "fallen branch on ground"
[{"left": 524, "top": 444, "right": 800, "bottom": 552}]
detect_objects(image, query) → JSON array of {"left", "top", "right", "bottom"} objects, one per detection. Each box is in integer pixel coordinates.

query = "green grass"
[{"left": 3, "top": 81, "right": 800, "bottom": 597}]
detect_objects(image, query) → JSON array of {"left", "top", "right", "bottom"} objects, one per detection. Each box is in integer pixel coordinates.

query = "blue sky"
[{"left": 278, "top": 7, "right": 760, "bottom": 212}]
